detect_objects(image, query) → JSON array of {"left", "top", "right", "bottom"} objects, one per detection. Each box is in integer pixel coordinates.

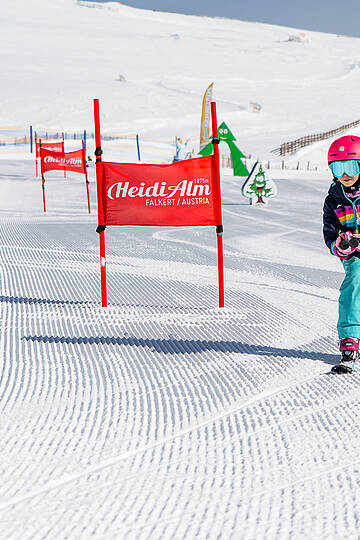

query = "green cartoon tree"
[
  {"left": 199, "top": 122, "right": 249, "bottom": 177},
  {"left": 242, "top": 163, "right": 277, "bottom": 204}
]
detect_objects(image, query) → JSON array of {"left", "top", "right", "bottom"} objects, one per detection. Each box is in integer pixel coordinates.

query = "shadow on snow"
[
  {"left": 0, "top": 295, "right": 91, "bottom": 306},
  {"left": 23, "top": 334, "right": 338, "bottom": 365}
]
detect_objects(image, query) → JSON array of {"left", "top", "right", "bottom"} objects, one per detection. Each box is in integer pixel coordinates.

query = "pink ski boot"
[{"left": 332, "top": 337, "right": 360, "bottom": 374}]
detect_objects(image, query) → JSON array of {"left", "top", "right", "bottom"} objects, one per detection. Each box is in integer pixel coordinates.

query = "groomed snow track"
[{"left": 1, "top": 160, "right": 360, "bottom": 539}]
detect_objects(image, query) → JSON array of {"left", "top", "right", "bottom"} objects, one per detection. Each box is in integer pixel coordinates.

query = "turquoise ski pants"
[{"left": 338, "top": 257, "right": 360, "bottom": 339}]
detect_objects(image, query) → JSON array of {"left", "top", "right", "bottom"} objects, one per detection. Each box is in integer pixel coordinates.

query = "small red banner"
[
  {"left": 36, "top": 141, "right": 63, "bottom": 158},
  {"left": 40, "top": 147, "right": 86, "bottom": 175},
  {"left": 98, "top": 156, "right": 220, "bottom": 226}
]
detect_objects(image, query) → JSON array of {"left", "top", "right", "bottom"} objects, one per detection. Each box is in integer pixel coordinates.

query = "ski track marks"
[{"left": 0, "top": 161, "right": 359, "bottom": 539}]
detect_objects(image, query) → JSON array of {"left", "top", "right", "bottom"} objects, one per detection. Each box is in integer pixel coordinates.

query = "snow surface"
[{"left": 2, "top": 0, "right": 360, "bottom": 538}]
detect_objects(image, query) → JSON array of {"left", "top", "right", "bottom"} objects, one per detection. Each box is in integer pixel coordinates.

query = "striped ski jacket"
[{"left": 323, "top": 180, "right": 360, "bottom": 258}]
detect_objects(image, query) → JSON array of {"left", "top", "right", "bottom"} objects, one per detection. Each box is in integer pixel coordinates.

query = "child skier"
[
  {"left": 323, "top": 135, "right": 360, "bottom": 373},
  {"left": 174, "top": 137, "right": 190, "bottom": 162}
]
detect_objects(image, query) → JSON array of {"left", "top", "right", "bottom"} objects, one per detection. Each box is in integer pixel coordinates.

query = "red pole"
[
  {"left": 93, "top": 98, "right": 107, "bottom": 307},
  {"left": 62, "top": 132, "right": 66, "bottom": 178},
  {"left": 210, "top": 101, "right": 224, "bottom": 308},
  {"left": 82, "top": 140, "right": 91, "bottom": 214},
  {"left": 42, "top": 175, "right": 46, "bottom": 212},
  {"left": 39, "top": 139, "right": 46, "bottom": 212},
  {"left": 39, "top": 142, "right": 46, "bottom": 212},
  {"left": 35, "top": 131, "right": 38, "bottom": 177}
]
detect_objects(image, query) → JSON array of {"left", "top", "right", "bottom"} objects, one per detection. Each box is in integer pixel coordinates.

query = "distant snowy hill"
[{"left": 1, "top": 0, "right": 360, "bottom": 160}]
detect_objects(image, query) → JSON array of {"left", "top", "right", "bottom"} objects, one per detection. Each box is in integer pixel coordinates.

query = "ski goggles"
[{"left": 329, "top": 159, "right": 360, "bottom": 178}]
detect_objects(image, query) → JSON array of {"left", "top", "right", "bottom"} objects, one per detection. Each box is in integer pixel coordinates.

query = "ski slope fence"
[
  {"left": 221, "top": 155, "right": 321, "bottom": 172},
  {"left": 0, "top": 130, "right": 127, "bottom": 146},
  {"left": 0, "top": 129, "right": 170, "bottom": 147},
  {"left": 273, "top": 119, "right": 360, "bottom": 156}
]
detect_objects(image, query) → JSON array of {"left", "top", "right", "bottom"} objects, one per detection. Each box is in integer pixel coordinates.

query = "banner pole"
[
  {"left": 35, "top": 132, "right": 38, "bottom": 177},
  {"left": 62, "top": 132, "right": 66, "bottom": 179},
  {"left": 93, "top": 98, "right": 107, "bottom": 307},
  {"left": 42, "top": 175, "right": 46, "bottom": 212},
  {"left": 210, "top": 101, "right": 224, "bottom": 308},
  {"left": 82, "top": 140, "right": 91, "bottom": 214},
  {"left": 39, "top": 142, "right": 47, "bottom": 213}
]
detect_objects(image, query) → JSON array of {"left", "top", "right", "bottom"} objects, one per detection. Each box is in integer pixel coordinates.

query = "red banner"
[
  {"left": 36, "top": 140, "right": 63, "bottom": 158},
  {"left": 40, "top": 147, "right": 86, "bottom": 175},
  {"left": 98, "top": 156, "right": 220, "bottom": 226}
]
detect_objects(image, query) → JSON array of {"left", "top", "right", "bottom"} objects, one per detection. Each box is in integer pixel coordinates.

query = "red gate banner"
[
  {"left": 98, "top": 156, "right": 220, "bottom": 227},
  {"left": 40, "top": 147, "right": 86, "bottom": 175},
  {"left": 36, "top": 140, "right": 63, "bottom": 158},
  {"left": 93, "top": 97, "right": 223, "bottom": 308}
]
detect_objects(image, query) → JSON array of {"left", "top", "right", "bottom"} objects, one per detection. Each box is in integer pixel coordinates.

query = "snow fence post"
[
  {"left": 211, "top": 101, "right": 225, "bottom": 308},
  {"left": 93, "top": 99, "right": 108, "bottom": 307},
  {"left": 136, "top": 134, "right": 141, "bottom": 161}
]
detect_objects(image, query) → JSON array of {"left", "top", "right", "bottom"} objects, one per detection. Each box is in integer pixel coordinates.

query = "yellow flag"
[{"left": 200, "top": 82, "right": 214, "bottom": 150}]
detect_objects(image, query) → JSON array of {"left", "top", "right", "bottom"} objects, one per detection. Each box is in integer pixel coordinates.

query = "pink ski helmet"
[{"left": 328, "top": 135, "right": 360, "bottom": 163}]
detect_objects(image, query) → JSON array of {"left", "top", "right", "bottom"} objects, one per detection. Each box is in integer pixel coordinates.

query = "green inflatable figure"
[{"left": 199, "top": 121, "right": 249, "bottom": 177}]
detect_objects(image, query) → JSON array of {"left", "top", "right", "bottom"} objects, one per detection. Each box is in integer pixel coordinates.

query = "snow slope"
[{"left": 2, "top": 1, "right": 360, "bottom": 539}]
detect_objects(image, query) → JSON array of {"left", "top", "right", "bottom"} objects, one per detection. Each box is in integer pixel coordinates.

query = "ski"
[{"left": 331, "top": 363, "right": 355, "bottom": 374}]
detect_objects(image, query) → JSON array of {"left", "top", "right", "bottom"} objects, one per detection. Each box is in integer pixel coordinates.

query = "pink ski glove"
[
  {"left": 352, "top": 233, "right": 360, "bottom": 251},
  {"left": 335, "top": 232, "right": 360, "bottom": 259}
]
